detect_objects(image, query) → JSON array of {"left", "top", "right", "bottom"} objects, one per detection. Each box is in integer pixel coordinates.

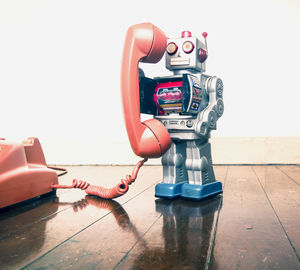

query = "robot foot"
[
  {"left": 181, "top": 181, "right": 223, "bottom": 200},
  {"left": 155, "top": 182, "right": 186, "bottom": 199}
]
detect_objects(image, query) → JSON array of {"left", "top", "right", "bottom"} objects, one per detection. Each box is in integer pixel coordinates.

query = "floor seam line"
[
  {"left": 204, "top": 165, "right": 228, "bottom": 269},
  {"left": 275, "top": 166, "right": 300, "bottom": 187},
  {"left": 251, "top": 166, "right": 300, "bottom": 263},
  {"left": 112, "top": 213, "right": 163, "bottom": 270},
  {"left": 204, "top": 196, "right": 223, "bottom": 270}
]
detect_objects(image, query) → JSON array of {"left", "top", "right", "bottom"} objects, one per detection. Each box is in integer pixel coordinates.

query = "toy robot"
[{"left": 121, "top": 23, "right": 223, "bottom": 200}]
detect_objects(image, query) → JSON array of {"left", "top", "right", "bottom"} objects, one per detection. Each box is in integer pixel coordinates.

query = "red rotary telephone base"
[{"left": 0, "top": 138, "right": 58, "bottom": 209}]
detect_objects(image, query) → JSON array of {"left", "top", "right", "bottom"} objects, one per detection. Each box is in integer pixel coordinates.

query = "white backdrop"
[{"left": 1, "top": 0, "right": 299, "bottom": 164}]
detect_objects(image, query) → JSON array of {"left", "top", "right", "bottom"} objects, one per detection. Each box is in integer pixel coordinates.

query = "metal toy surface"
[{"left": 133, "top": 23, "right": 224, "bottom": 199}]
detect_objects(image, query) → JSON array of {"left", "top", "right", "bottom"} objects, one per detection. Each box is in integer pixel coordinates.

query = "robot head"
[{"left": 165, "top": 31, "right": 208, "bottom": 74}]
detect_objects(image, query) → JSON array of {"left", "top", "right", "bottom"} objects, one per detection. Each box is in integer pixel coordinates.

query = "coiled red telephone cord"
[{"left": 52, "top": 158, "right": 148, "bottom": 199}]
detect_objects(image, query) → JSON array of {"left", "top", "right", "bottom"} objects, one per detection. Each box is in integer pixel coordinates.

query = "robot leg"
[
  {"left": 181, "top": 140, "right": 222, "bottom": 200},
  {"left": 155, "top": 141, "right": 188, "bottom": 199}
]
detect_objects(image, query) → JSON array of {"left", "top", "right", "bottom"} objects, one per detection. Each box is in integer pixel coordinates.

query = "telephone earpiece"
[{"left": 121, "top": 23, "right": 171, "bottom": 158}]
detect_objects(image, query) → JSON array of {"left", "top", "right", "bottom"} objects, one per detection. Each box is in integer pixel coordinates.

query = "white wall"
[{"left": 1, "top": 0, "right": 300, "bottom": 164}]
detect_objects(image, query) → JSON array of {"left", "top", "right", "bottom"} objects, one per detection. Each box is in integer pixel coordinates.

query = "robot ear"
[
  {"left": 200, "top": 32, "right": 208, "bottom": 63},
  {"left": 199, "top": 48, "right": 208, "bottom": 63}
]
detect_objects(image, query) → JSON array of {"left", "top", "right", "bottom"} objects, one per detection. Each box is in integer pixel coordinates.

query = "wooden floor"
[{"left": 1, "top": 165, "right": 300, "bottom": 270}]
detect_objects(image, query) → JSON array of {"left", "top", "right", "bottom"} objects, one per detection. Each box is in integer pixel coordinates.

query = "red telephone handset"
[{"left": 121, "top": 23, "right": 171, "bottom": 158}]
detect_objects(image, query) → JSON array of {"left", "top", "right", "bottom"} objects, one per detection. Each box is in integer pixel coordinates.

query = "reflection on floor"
[{"left": 0, "top": 165, "right": 300, "bottom": 269}]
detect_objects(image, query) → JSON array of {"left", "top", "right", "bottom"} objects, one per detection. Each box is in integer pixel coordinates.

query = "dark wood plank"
[
  {"left": 253, "top": 166, "right": 300, "bottom": 258},
  {"left": 4, "top": 166, "right": 300, "bottom": 270},
  {"left": 0, "top": 165, "right": 161, "bottom": 269},
  {"left": 116, "top": 196, "right": 222, "bottom": 270},
  {"left": 0, "top": 165, "right": 158, "bottom": 235},
  {"left": 20, "top": 181, "right": 163, "bottom": 269},
  {"left": 12, "top": 166, "right": 226, "bottom": 270},
  {"left": 210, "top": 166, "right": 300, "bottom": 270}
]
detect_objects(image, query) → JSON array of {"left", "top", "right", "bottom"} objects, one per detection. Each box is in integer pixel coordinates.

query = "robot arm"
[
  {"left": 139, "top": 69, "right": 159, "bottom": 115},
  {"left": 195, "top": 76, "right": 224, "bottom": 137}
]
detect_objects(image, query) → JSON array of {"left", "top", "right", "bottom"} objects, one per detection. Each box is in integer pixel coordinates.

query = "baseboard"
[
  {"left": 45, "top": 137, "right": 300, "bottom": 165},
  {"left": 211, "top": 137, "right": 300, "bottom": 164}
]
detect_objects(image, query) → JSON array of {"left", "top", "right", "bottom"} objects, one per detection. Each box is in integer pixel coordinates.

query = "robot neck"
[{"left": 172, "top": 69, "right": 201, "bottom": 76}]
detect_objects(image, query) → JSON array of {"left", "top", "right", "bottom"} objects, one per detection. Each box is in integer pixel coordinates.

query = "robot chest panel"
[
  {"left": 153, "top": 80, "right": 203, "bottom": 116},
  {"left": 154, "top": 81, "right": 183, "bottom": 115}
]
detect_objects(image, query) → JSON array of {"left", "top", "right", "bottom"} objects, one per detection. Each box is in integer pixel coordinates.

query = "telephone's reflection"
[{"left": 70, "top": 196, "right": 140, "bottom": 234}]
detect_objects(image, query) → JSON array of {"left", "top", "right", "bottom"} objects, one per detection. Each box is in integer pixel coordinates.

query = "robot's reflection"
[{"left": 76, "top": 195, "right": 222, "bottom": 269}]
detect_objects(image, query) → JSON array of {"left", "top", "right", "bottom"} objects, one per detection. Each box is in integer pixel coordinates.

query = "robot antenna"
[{"left": 202, "top": 32, "right": 208, "bottom": 53}]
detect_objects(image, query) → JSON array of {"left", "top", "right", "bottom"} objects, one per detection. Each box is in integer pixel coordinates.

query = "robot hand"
[{"left": 195, "top": 76, "right": 224, "bottom": 137}]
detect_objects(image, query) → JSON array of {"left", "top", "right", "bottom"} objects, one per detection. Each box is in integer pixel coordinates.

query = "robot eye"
[
  {"left": 182, "top": 41, "right": 194, "bottom": 53},
  {"left": 167, "top": 42, "right": 178, "bottom": 55}
]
